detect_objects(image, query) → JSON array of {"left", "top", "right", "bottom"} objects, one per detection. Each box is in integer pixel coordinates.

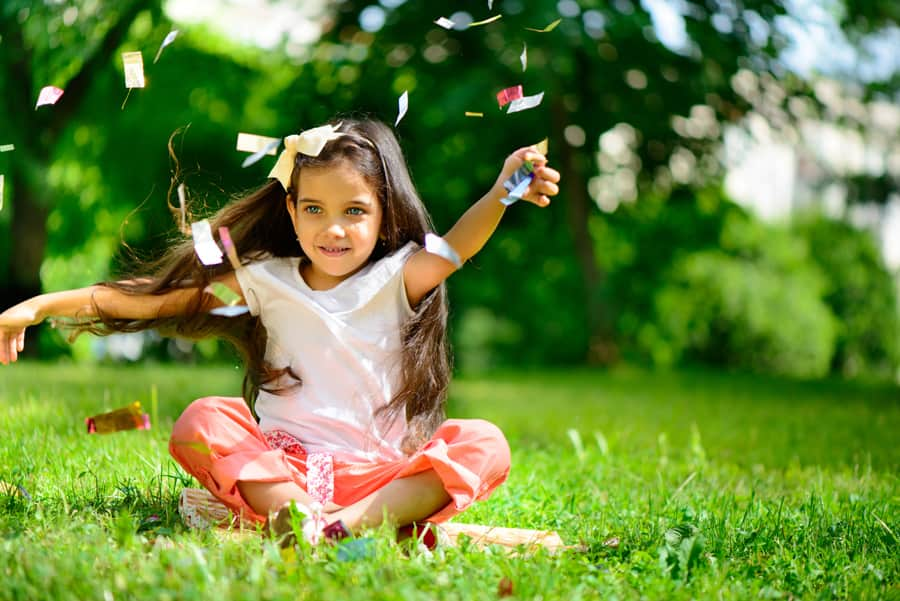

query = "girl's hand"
[
  {"left": 493, "top": 145, "right": 562, "bottom": 207},
  {"left": 0, "top": 302, "right": 41, "bottom": 365}
]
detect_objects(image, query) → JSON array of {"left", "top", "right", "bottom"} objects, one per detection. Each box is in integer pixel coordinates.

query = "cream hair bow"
[{"left": 268, "top": 122, "right": 345, "bottom": 191}]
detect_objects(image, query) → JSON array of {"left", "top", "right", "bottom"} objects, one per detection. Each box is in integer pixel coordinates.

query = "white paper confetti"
[
  {"left": 122, "top": 52, "right": 145, "bottom": 88},
  {"left": 488, "top": 0, "right": 494, "bottom": 9},
  {"left": 521, "top": 43, "right": 528, "bottom": 71},
  {"left": 191, "top": 219, "right": 223, "bottom": 265},
  {"left": 35, "top": 86, "right": 64, "bottom": 109},
  {"left": 177, "top": 183, "right": 187, "bottom": 234},
  {"left": 424, "top": 233, "right": 462, "bottom": 268},
  {"left": 153, "top": 30, "right": 179, "bottom": 64},
  {"left": 507, "top": 91, "right": 544, "bottom": 113},
  {"left": 434, "top": 16, "right": 454, "bottom": 29},
  {"left": 396, "top": 90, "right": 408, "bottom": 127},
  {"left": 0, "top": 144, "right": 14, "bottom": 152},
  {"left": 209, "top": 305, "right": 250, "bottom": 317},
  {"left": 0, "top": 175, "right": 4, "bottom": 212},
  {"left": 237, "top": 133, "right": 281, "bottom": 168}
]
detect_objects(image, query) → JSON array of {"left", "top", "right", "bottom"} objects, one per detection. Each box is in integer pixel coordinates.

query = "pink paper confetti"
[
  {"left": 35, "top": 86, "right": 64, "bottom": 109},
  {"left": 306, "top": 453, "right": 334, "bottom": 505},
  {"left": 497, "top": 85, "right": 524, "bottom": 109}
]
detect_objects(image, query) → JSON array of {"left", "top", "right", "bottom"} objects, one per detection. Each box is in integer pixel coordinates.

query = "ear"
[{"left": 285, "top": 193, "right": 297, "bottom": 223}]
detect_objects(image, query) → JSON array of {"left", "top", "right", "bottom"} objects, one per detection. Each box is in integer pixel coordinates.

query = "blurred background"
[{"left": 0, "top": 0, "right": 898, "bottom": 383}]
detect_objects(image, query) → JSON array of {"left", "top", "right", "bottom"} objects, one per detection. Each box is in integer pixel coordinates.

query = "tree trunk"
[{"left": 551, "top": 98, "right": 619, "bottom": 365}]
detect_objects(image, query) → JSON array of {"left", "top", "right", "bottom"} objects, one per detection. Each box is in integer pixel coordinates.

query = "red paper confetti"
[
  {"left": 496, "top": 85, "right": 524, "bottom": 109},
  {"left": 306, "top": 453, "right": 334, "bottom": 505}
]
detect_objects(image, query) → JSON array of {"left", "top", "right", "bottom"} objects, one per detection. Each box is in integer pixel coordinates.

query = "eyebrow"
[{"left": 297, "top": 197, "right": 374, "bottom": 207}]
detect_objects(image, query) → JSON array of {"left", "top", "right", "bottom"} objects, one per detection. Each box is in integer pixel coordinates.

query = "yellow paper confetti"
[
  {"left": 535, "top": 138, "right": 549, "bottom": 155},
  {"left": 0, "top": 174, "right": 4, "bottom": 212},
  {"left": 465, "top": 112, "right": 484, "bottom": 118},
  {"left": 205, "top": 282, "right": 241, "bottom": 306},
  {"left": 526, "top": 18, "right": 562, "bottom": 32},
  {"left": 469, "top": 14, "right": 503, "bottom": 27},
  {"left": 122, "top": 52, "right": 145, "bottom": 88}
]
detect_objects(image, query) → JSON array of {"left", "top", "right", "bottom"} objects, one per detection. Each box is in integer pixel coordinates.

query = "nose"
[{"left": 325, "top": 220, "right": 346, "bottom": 237}]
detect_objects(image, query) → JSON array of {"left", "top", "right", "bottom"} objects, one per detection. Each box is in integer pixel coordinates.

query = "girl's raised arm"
[
  {"left": 404, "top": 146, "right": 561, "bottom": 307},
  {"left": 0, "top": 272, "right": 242, "bottom": 365}
]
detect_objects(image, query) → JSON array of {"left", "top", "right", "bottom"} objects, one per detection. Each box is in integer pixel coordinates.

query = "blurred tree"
[{"left": 0, "top": 0, "right": 161, "bottom": 313}]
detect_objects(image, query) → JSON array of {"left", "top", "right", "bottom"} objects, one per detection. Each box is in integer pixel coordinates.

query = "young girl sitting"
[{"left": 0, "top": 118, "right": 560, "bottom": 542}]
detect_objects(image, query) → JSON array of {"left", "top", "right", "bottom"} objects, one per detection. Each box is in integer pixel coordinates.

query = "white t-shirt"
[{"left": 234, "top": 242, "right": 418, "bottom": 463}]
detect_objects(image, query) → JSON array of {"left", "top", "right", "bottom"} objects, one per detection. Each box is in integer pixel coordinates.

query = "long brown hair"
[{"left": 77, "top": 118, "right": 451, "bottom": 453}]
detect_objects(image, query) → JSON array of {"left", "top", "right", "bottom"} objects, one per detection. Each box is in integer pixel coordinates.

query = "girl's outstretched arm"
[
  {"left": 404, "top": 145, "right": 561, "bottom": 306},
  {"left": 0, "top": 272, "right": 242, "bottom": 365}
]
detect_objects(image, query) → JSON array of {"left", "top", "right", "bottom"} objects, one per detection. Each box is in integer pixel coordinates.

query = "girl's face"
[{"left": 286, "top": 161, "right": 383, "bottom": 290}]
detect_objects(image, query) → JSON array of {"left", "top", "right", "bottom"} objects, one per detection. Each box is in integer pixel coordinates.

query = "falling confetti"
[
  {"left": 209, "top": 305, "right": 250, "bottom": 317},
  {"left": 501, "top": 161, "right": 535, "bottom": 206},
  {"left": 122, "top": 51, "right": 145, "bottom": 88},
  {"left": 306, "top": 453, "right": 335, "bottom": 505},
  {"left": 526, "top": 18, "right": 562, "bottom": 32},
  {"left": 395, "top": 90, "right": 409, "bottom": 127},
  {"left": 0, "top": 174, "right": 4, "bottom": 212},
  {"left": 0, "top": 144, "right": 14, "bottom": 152},
  {"left": 465, "top": 112, "right": 484, "bottom": 118},
  {"left": 468, "top": 14, "right": 503, "bottom": 27},
  {"left": 434, "top": 16, "right": 454, "bottom": 29},
  {"left": 204, "top": 282, "right": 241, "bottom": 307},
  {"left": 153, "top": 30, "right": 179, "bottom": 64},
  {"left": 176, "top": 183, "right": 188, "bottom": 234},
  {"left": 507, "top": 91, "right": 544, "bottom": 113},
  {"left": 521, "top": 43, "right": 528, "bottom": 71},
  {"left": 236, "top": 132, "right": 280, "bottom": 154},
  {"left": 488, "top": 0, "right": 494, "bottom": 9},
  {"left": 218, "top": 226, "right": 241, "bottom": 270},
  {"left": 237, "top": 133, "right": 281, "bottom": 168},
  {"left": 424, "top": 233, "right": 462, "bottom": 268},
  {"left": 191, "top": 219, "right": 224, "bottom": 266},
  {"left": 35, "top": 86, "right": 64, "bottom": 109},
  {"left": 496, "top": 85, "right": 524, "bottom": 109},
  {"left": 86, "top": 401, "right": 151, "bottom": 434}
]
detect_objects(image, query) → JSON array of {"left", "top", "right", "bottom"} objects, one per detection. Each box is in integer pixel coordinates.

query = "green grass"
[{"left": 0, "top": 363, "right": 897, "bottom": 600}]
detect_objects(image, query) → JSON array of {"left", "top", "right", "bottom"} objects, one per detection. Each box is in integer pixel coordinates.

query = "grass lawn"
[{"left": 0, "top": 362, "right": 897, "bottom": 600}]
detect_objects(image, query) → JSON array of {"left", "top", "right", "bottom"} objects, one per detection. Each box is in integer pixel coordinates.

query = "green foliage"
[
  {"left": 0, "top": 364, "right": 898, "bottom": 599},
  {"left": 796, "top": 215, "right": 900, "bottom": 378}
]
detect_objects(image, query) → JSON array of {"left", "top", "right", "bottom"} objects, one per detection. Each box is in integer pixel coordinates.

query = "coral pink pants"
[{"left": 169, "top": 396, "right": 511, "bottom": 524}]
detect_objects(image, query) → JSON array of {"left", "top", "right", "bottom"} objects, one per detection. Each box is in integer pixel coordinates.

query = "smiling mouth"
[{"left": 318, "top": 245, "right": 350, "bottom": 256}]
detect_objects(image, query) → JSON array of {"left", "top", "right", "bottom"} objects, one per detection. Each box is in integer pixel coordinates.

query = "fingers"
[
  {"left": 0, "top": 329, "right": 25, "bottom": 364},
  {"left": 17, "top": 330, "right": 25, "bottom": 352}
]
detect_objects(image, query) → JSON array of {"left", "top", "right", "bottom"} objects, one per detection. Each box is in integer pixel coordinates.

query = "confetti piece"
[
  {"left": 306, "top": 453, "right": 335, "bottom": 505},
  {"left": 86, "top": 401, "right": 151, "bottom": 434},
  {"left": 236, "top": 132, "right": 280, "bottom": 154},
  {"left": 204, "top": 282, "right": 241, "bottom": 306},
  {"left": 0, "top": 144, "right": 14, "bottom": 152},
  {"left": 497, "top": 85, "right": 524, "bottom": 109},
  {"left": 424, "top": 233, "right": 462, "bottom": 268},
  {"left": 396, "top": 90, "right": 408, "bottom": 127},
  {"left": 488, "top": 0, "right": 494, "bottom": 9},
  {"left": 191, "top": 219, "right": 224, "bottom": 266},
  {"left": 337, "top": 538, "right": 377, "bottom": 562},
  {"left": 153, "top": 29, "right": 179, "bottom": 64},
  {"left": 501, "top": 161, "right": 535, "bottom": 206},
  {"left": 434, "top": 16, "right": 454, "bottom": 29},
  {"left": 218, "top": 226, "right": 241, "bottom": 270},
  {"left": 507, "top": 91, "right": 545, "bottom": 113},
  {"left": 465, "top": 112, "right": 484, "bottom": 118},
  {"left": 521, "top": 43, "right": 528, "bottom": 71},
  {"left": 209, "top": 305, "right": 250, "bottom": 317},
  {"left": 241, "top": 138, "right": 281, "bottom": 168},
  {"left": 535, "top": 138, "right": 549, "bottom": 155},
  {"left": 176, "top": 183, "right": 188, "bottom": 234},
  {"left": 122, "top": 51, "right": 145, "bottom": 88},
  {"left": 35, "top": 86, "right": 64, "bottom": 109},
  {"left": 526, "top": 18, "right": 562, "bottom": 32},
  {"left": 469, "top": 14, "right": 503, "bottom": 27},
  {"left": 0, "top": 175, "right": 4, "bottom": 212}
]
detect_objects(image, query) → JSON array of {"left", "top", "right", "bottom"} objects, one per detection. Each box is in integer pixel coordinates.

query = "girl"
[{"left": 0, "top": 118, "right": 560, "bottom": 542}]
